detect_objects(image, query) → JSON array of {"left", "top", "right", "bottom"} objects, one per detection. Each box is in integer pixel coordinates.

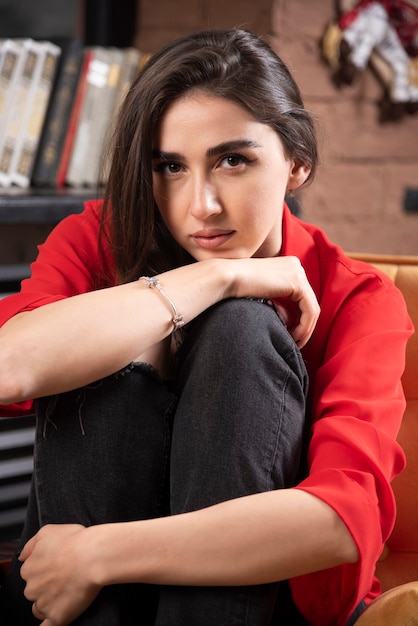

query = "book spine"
[
  {"left": 65, "top": 47, "right": 111, "bottom": 187},
  {"left": 11, "top": 42, "right": 61, "bottom": 188},
  {"left": 98, "top": 47, "right": 143, "bottom": 186},
  {"left": 84, "top": 48, "right": 124, "bottom": 187},
  {"left": 0, "top": 40, "right": 24, "bottom": 139},
  {"left": 31, "top": 40, "right": 84, "bottom": 187},
  {"left": 0, "top": 40, "right": 36, "bottom": 187},
  {"left": 56, "top": 49, "right": 93, "bottom": 187}
]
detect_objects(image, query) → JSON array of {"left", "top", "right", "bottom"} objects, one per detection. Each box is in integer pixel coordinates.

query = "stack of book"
[{"left": 0, "top": 38, "right": 148, "bottom": 190}]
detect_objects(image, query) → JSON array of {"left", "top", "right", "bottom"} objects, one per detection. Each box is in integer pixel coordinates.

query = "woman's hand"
[
  {"left": 19, "top": 524, "right": 101, "bottom": 626},
  {"left": 225, "top": 256, "right": 320, "bottom": 348}
]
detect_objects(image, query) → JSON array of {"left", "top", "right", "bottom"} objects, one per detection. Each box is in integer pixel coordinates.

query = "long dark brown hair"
[{"left": 102, "top": 28, "right": 318, "bottom": 284}]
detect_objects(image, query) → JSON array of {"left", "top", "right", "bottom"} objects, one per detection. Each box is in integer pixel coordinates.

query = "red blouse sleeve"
[
  {"left": 290, "top": 259, "right": 414, "bottom": 626},
  {"left": 0, "top": 199, "right": 115, "bottom": 416}
]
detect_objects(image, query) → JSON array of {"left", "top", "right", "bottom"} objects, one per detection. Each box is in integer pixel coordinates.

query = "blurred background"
[{"left": 0, "top": 0, "right": 417, "bottom": 256}]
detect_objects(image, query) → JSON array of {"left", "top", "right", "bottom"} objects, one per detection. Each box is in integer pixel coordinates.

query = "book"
[
  {"left": 31, "top": 39, "right": 84, "bottom": 187},
  {"left": 0, "top": 39, "right": 33, "bottom": 187},
  {"left": 65, "top": 47, "right": 114, "bottom": 187},
  {"left": 10, "top": 40, "right": 61, "bottom": 188},
  {"left": 0, "top": 40, "right": 25, "bottom": 140},
  {"left": 55, "top": 48, "right": 94, "bottom": 187},
  {"left": 82, "top": 47, "right": 125, "bottom": 187},
  {"left": 97, "top": 46, "right": 143, "bottom": 186},
  {"left": 112, "top": 47, "right": 144, "bottom": 114}
]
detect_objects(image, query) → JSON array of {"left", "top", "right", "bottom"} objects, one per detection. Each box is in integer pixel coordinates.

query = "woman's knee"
[
  {"left": 176, "top": 297, "right": 307, "bottom": 392},
  {"left": 188, "top": 297, "right": 284, "bottom": 344}
]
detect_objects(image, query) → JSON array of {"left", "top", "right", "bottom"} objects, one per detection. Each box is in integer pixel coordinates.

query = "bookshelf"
[
  {"left": 0, "top": 188, "right": 99, "bottom": 295},
  {"left": 0, "top": 187, "right": 97, "bottom": 224},
  {"left": 0, "top": 0, "right": 138, "bottom": 297}
]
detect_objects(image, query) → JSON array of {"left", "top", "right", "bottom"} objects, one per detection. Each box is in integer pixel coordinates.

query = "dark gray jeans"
[{"left": 3, "top": 298, "right": 311, "bottom": 625}]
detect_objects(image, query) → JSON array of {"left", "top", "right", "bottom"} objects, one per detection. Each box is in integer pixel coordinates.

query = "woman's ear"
[{"left": 287, "top": 160, "right": 311, "bottom": 190}]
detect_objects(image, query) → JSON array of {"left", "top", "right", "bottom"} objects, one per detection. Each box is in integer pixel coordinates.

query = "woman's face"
[{"left": 152, "top": 92, "right": 309, "bottom": 260}]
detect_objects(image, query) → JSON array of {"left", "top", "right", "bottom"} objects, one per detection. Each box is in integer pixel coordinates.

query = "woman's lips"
[{"left": 191, "top": 230, "right": 234, "bottom": 249}]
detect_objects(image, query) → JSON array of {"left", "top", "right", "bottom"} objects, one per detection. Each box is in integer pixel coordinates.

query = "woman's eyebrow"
[
  {"left": 152, "top": 140, "right": 262, "bottom": 162},
  {"left": 206, "top": 140, "right": 262, "bottom": 157},
  {"left": 152, "top": 150, "right": 183, "bottom": 161}
]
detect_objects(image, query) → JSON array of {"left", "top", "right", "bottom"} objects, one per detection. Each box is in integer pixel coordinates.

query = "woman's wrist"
[
  {"left": 157, "top": 258, "right": 236, "bottom": 322},
  {"left": 83, "top": 525, "right": 115, "bottom": 589},
  {"left": 84, "top": 522, "right": 150, "bottom": 588}
]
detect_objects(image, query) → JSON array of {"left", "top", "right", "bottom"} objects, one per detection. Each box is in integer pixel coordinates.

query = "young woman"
[{"left": 0, "top": 28, "right": 413, "bottom": 626}]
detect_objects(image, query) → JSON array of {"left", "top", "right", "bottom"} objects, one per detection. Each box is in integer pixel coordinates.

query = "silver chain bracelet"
[{"left": 139, "top": 276, "right": 185, "bottom": 332}]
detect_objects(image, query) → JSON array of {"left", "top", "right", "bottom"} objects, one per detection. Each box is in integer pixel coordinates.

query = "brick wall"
[
  {"left": 135, "top": 0, "right": 418, "bottom": 255},
  {"left": 134, "top": 0, "right": 273, "bottom": 51}
]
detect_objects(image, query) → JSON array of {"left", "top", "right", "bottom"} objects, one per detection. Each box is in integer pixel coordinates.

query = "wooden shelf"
[
  {"left": 0, "top": 188, "right": 102, "bottom": 292},
  {"left": 0, "top": 187, "right": 100, "bottom": 224}
]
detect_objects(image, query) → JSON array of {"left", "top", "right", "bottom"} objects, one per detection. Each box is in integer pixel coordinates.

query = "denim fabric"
[{"left": 2, "top": 298, "right": 310, "bottom": 625}]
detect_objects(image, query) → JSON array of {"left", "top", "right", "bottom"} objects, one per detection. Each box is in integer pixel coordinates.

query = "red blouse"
[{"left": 0, "top": 200, "right": 413, "bottom": 625}]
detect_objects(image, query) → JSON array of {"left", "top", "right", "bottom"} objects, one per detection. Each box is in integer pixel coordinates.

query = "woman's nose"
[{"left": 189, "top": 179, "right": 222, "bottom": 219}]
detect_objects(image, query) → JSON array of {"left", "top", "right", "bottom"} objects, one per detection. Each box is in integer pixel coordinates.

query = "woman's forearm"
[
  {"left": 0, "top": 256, "right": 319, "bottom": 404},
  {"left": 91, "top": 489, "right": 358, "bottom": 588},
  {"left": 18, "top": 489, "right": 357, "bottom": 625},
  {"left": 0, "top": 259, "right": 229, "bottom": 403}
]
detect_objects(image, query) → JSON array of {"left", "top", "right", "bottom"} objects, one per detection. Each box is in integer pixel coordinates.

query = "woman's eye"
[
  {"left": 221, "top": 154, "right": 250, "bottom": 168},
  {"left": 154, "top": 162, "right": 182, "bottom": 175}
]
